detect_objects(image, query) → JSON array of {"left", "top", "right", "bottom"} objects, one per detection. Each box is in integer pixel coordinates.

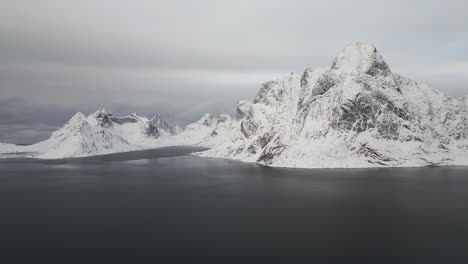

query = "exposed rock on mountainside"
[
  {"left": 199, "top": 42, "right": 468, "bottom": 168},
  {"left": 1, "top": 42, "right": 467, "bottom": 168}
]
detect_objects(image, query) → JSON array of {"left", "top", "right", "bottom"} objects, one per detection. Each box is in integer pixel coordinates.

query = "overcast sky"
[{"left": 1, "top": 0, "right": 467, "bottom": 143}]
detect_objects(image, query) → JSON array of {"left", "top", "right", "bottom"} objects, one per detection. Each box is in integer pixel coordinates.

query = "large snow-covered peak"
[
  {"left": 199, "top": 43, "right": 468, "bottom": 168},
  {"left": 331, "top": 42, "right": 391, "bottom": 77}
]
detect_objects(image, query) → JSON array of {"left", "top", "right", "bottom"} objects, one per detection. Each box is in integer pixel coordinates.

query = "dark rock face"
[
  {"left": 366, "top": 57, "right": 391, "bottom": 76},
  {"left": 254, "top": 81, "right": 282, "bottom": 105},
  {"left": 96, "top": 112, "right": 114, "bottom": 128},
  {"left": 240, "top": 118, "right": 258, "bottom": 139},
  {"left": 257, "top": 143, "right": 286, "bottom": 165},
  {"left": 312, "top": 72, "right": 337, "bottom": 97},
  {"left": 145, "top": 116, "right": 177, "bottom": 138},
  {"left": 145, "top": 122, "right": 161, "bottom": 137},
  {"left": 245, "top": 132, "right": 274, "bottom": 155},
  {"left": 357, "top": 143, "right": 395, "bottom": 165}
]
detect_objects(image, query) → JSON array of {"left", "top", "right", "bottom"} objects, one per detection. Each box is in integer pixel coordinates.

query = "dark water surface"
[{"left": 1, "top": 146, "right": 468, "bottom": 263}]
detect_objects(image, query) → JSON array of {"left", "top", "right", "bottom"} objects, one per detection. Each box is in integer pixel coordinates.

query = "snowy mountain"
[
  {"left": 1, "top": 42, "right": 467, "bottom": 168},
  {"left": 0, "top": 108, "right": 235, "bottom": 159},
  {"left": 0, "top": 110, "right": 183, "bottom": 158},
  {"left": 164, "top": 113, "right": 233, "bottom": 147},
  {"left": 199, "top": 43, "right": 468, "bottom": 168}
]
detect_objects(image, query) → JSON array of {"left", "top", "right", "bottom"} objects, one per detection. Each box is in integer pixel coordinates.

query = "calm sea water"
[{"left": 1, "top": 146, "right": 468, "bottom": 263}]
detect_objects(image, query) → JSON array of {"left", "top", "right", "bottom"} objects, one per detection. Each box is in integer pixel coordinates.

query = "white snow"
[
  {"left": 198, "top": 43, "right": 468, "bottom": 168},
  {"left": 0, "top": 143, "right": 23, "bottom": 154},
  {"left": 0, "top": 110, "right": 231, "bottom": 159},
  {"left": 1, "top": 42, "right": 467, "bottom": 169}
]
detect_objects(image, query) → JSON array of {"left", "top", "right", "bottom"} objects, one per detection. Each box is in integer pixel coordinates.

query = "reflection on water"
[
  {"left": 1, "top": 146, "right": 468, "bottom": 263},
  {"left": 116, "top": 159, "right": 152, "bottom": 165},
  {"left": 0, "top": 152, "right": 37, "bottom": 158},
  {"left": 49, "top": 164, "right": 81, "bottom": 170}
]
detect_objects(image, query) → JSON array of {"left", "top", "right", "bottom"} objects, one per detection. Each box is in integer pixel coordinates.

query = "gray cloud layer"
[{"left": 1, "top": 0, "right": 467, "bottom": 143}]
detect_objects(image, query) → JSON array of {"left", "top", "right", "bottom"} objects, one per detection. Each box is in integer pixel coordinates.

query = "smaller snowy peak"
[
  {"left": 217, "top": 113, "right": 232, "bottom": 123},
  {"left": 182, "top": 113, "right": 230, "bottom": 134},
  {"left": 92, "top": 109, "right": 108, "bottom": 117},
  {"left": 188, "top": 113, "right": 216, "bottom": 128},
  {"left": 92, "top": 109, "right": 115, "bottom": 127},
  {"left": 183, "top": 113, "right": 215, "bottom": 133},
  {"left": 67, "top": 112, "right": 86, "bottom": 124},
  {"left": 331, "top": 42, "right": 391, "bottom": 76},
  {"left": 60, "top": 112, "right": 90, "bottom": 131},
  {"left": 145, "top": 115, "right": 178, "bottom": 137},
  {"left": 177, "top": 112, "right": 234, "bottom": 147}
]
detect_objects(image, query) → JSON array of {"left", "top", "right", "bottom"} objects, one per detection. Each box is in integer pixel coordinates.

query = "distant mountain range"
[
  {"left": 1, "top": 43, "right": 467, "bottom": 168},
  {"left": 0, "top": 109, "right": 230, "bottom": 159}
]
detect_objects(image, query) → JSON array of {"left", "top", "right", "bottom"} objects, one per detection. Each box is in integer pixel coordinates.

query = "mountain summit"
[
  {"left": 199, "top": 42, "right": 468, "bottom": 168},
  {"left": 331, "top": 42, "right": 392, "bottom": 77}
]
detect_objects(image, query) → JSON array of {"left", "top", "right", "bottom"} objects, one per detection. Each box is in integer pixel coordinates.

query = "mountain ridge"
[
  {"left": 1, "top": 42, "right": 467, "bottom": 168},
  {"left": 198, "top": 43, "right": 468, "bottom": 168}
]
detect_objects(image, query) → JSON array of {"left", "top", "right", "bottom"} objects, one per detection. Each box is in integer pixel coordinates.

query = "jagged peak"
[
  {"left": 95, "top": 108, "right": 108, "bottom": 114},
  {"left": 91, "top": 108, "right": 113, "bottom": 118},
  {"left": 67, "top": 112, "right": 86, "bottom": 124},
  {"left": 331, "top": 42, "right": 391, "bottom": 76},
  {"left": 149, "top": 115, "right": 175, "bottom": 129},
  {"left": 149, "top": 114, "right": 161, "bottom": 123},
  {"left": 91, "top": 109, "right": 115, "bottom": 127},
  {"left": 219, "top": 112, "right": 231, "bottom": 118},
  {"left": 191, "top": 113, "right": 215, "bottom": 127},
  {"left": 200, "top": 113, "right": 212, "bottom": 119},
  {"left": 218, "top": 112, "right": 232, "bottom": 123}
]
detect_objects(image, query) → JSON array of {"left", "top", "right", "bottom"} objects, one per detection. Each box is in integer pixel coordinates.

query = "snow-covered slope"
[
  {"left": 199, "top": 42, "right": 468, "bottom": 168},
  {"left": 1, "top": 42, "right": 467, "bottom": 167},
  {"left": 166, "top": 113, "right": 233, "bottom": 147},
  {"left": 0, "top": 109, "right": 234, "bottom": 159},
  {"left": 0, "top": 110, "right": 184, "bottom": 159},
  {"left": 0, "top": 143, "right": 21, "bottom": 153}
]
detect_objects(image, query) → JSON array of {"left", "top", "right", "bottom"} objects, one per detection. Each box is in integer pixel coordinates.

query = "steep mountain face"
[
  {"left": 145, "top": 115, "right": 180, "bottom": 137},
  {"left": 200, "top": 43, "right": 468, "bottom": 168},
  {"left": 0, "top": 110, "right": 182, "bottom": 159}
]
